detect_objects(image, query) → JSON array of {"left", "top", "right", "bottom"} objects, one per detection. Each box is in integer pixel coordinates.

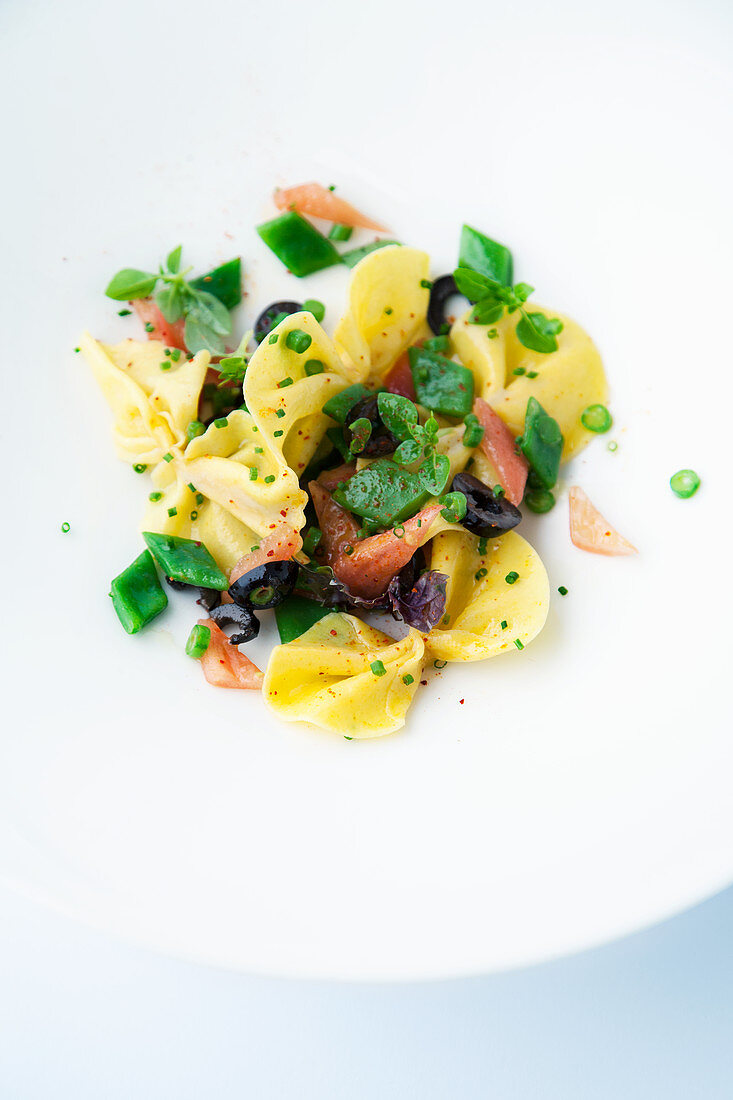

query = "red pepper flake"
[
  {"left": 330, "top": 629, "right": 337, "bottom": 636},
  {"left": 420, "top": 679, "right": 428, "bottom": 686},
  {"left": 459, "top": 698, "right": 465, "bottom": 705},
  {"left": 280, "top": 510, "right": 287, "bottom": 517},
  {"left": 267, "top": 550, "right": 275, "bottom": 556}
]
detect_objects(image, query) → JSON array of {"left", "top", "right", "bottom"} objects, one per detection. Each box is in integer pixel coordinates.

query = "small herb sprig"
[
  {"left": 453, "top": 268, "right": 563, "bottom": 354},
  {"left": 216, "top": 330, "right": 253, "bottom": 386},
  {"left": 376, "top": 392, "right": 451, "bottom": 496},
  {"left": 105, "top": 247, "right": 235, "bottom": 355}
]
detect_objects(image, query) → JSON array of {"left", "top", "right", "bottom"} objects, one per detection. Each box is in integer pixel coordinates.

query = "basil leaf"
[
  {"left": 184, "top": 314, "right": 227, "bottom": 355},
  {"left": 348, "top": 417, "right": 372, "bottom": 455},
  {"left": 377, "top": 392, "right": 419, "bottom": 441},
  {"left": 393, "top": 439, "right": 421, "bottom": 465},
  {"left": 166, "top": 245, "right": 182, "bottom": 274},
  {"left": 186, "top": 290, "right": 232, "bottom": 336},
  {"left": 155, "top": 283, "right": 184, "bottom": 324},
  {"left": 418, "top": 453, "right": 450, "bottom": 496},
  {"left": 105, "top": 268, "right": 158, "bottom": 301},
  {"left": 516, "top": 311, "right": 563, "bottom": 354},
  {"left": 470, "top": 299, "right": 504, "bottom": 326},
  {"left": 459, "top": 225, "right": 513, "bottom": 286},
  {"left": 453, "top": 267, "right": 498, "bottom": 303}
]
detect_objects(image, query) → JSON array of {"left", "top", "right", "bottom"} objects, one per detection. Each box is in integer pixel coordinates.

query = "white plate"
[{"left": 1, "top": 0, "right": 732, "bottom": 980}]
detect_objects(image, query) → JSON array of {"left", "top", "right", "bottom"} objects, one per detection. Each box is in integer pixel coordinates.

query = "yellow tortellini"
[
  {"left": 451, "top": 305, "right": 607, "bottom": 458},
  {"left": 244, "top": 311, "right": 352, "bottom": 477},
  {"left": 427, "top": 530, "right": 549, "bottom": 663},
  {"left": 264, "top": 613, "right": 425, "bottom": 737},
  {"left": 79, "top": 333, "right": 209, "bottom": 464},
  {"left": 334, "top": 246, "right": 431, "bottom": 384}
]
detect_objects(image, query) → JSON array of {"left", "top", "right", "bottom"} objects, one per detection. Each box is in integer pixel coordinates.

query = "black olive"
[
  {"left": 451, "top": 472, "right": 522, "bottom": 537},
  {"left": 342, "top": 394, "right": 400, "bottom": 457},
  {"left": 165, "top": 576, "right": 188, "bottom": 591},
  {"left": 228, "top": 559, "right": 299, "bottom": 610},
  {"left": 196, "top": 587, "right": 222, "bottom": 612},
  {"left": 427, "top": 274, "right": 465, "bottom": 335},
  {"left": 209, "top": 603, "right": 260, "bottom": 645},
  {"left": 254, "top": 300, "right": 303, "bottom": 343}
]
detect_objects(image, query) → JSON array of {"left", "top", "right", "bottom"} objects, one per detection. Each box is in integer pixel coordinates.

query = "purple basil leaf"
[{"left": 386, "top": 569, "right": 447, "bottom": 632}]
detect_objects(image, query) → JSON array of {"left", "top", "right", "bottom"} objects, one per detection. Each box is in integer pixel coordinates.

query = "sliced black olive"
[
  {"left": 254, "top": 300, "right": 303, "bottom": 343},
  {"left": 165, "top": 576, "right": 189, "bottom": 591},
  {"left": 427, "top": 274, "right": 465, "bottom": 335},
  {"left": 343, "top": 394, "right": 400, "bottom": 457},
  {"left": 228, "top": 559, "right": 299, "bottom": 610},
  {"left": 196, "top": 587, "right": 222, "bottom": 612},
  {"left": 209, "top": 602, "right": 260, "bottom": 645},
  {"left": 451, "top": 472, "right": 522, "bottom": 537}
]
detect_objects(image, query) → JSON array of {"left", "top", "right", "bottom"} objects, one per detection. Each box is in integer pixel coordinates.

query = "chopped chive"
[
  {"left": 249, "top": 467, "right": 258, "bottom": 481},
  {"left": 149, "top": 491, "right": 163, "bottom": 502},
  {"left": 164, "top": 348, "right": 171, "bottom": 356},
  {"left": 420, "top": 279, "right": 433, "bottom": 289},
  {"left": 195, "top": 493, "right": 204, "bottom": 505},
  {"left": 305, "top": 359, "right": 325, "bottom": 376},
  {"left": 118, "top": 308, "right": 132, "bottom": 316},
  {"left": 514, "top": 638, "right": 524, "bottom": 650},
  {"left": 344, "top": 736, "right": 353, "bottom": 740},
  {"left": 328, "top": 184, "right": 336, "bottom": 191},
  {"left": 670, "top": 468, "right": 700, "bottom": 498},
  {"left": 74, "top": 347, "right": 80, "bottom": 352},
  {"left": 512, "top": 366, "right": 526, "bottom": 376},
  {"left": 477, "top": 537, "right": 488, "bottom": 555},
  {"left": 185, "top": 624, "right": 211, "bottom": 659},
  {"left": 187, "top": 482, "right": 195, "bottom": 492},
  {"left": 285, "top": 329, "right": 312, "bottom": 354},
  {"left": 170, "top": 348, "right": 181, "bottom": 362},
  {"left": 160, "top": 361, "right": 171, "bottom": 370},
  {"left": 274, "top": 429, "right": 284, "bottom": 437},
  {"left": 402, "top": 673, "right": 415, "bottom": 686},
  {"left": 384, "top": 306, "right": 393, "bottom": 315},
  {"left": 558, "top": 585, "right": 568, "bottom": 595},
  {"left": 214, "top": 417, "right": 228, "bottom": 428},
  {"left": 60, "top": 521, "right": 71, "bottom": 533},
  {"left": 163, "top": 452, "right": 173, "bottom": 463},
  {"left": 581, "top": 404, "right": 613, "bottom": 433},
  {"left": 278, "top": 377, "right": 294, "bottom": 388},
  {"left": 264, "top": 474, "right": 276, "bottom": 484},
  {"left": 442, "top": 613, "right": 450, "bottom": 625},
  {"left": 167, "top": 506, "right": 177, "bottom": 517},
  {"left": 487, "top": 329, "right": 498, "bottom": 339},
  {"left": 393, "top": 525, "right": 405, "bottom": 539},
  {"left": 328, "top": 224, "right": 352, "bottom": 241},
  {"left": 190, "top": 510, "right": 198, "bottom": 520},
  {"left": 370, "top": 660, "right": 387, "bottom": 677},
  {"left": 493, "top": 484, "right": 504, "bottom": 497},
  {"left": 302, "top": 527, "right": 322, "bottom": 557},
  {"left": 144, "top": 322, "right": 155, "bottom": 332},
  {"left": 303, "top": 298, "right": 326, "bottom": 322},
  {"left": 505, "top": 571, "right": 519, "bottom": 584},
  {"left": 475, "top": 567, "right": 488, "bottom": 580},
  {"left": 607, "top": 440, "right": 618, "bottom": 452},
  {"left": 133, "top": 463, "right": 147, "bottom": 473},
  {"left": 526, "top": 370, "right": 538, "bottom": 379},
  {"left": 344, "top": 545, "right": 354, "bottom": 555},
  {"left": 186, "top": 420, "right": 205, "bottom": 441},
  {"left": 275, "top": 408, "right": 286, "bottom": 418},
  {"left": 500, "top": 620, "right": 508, "bottom": 630},
  {"left": 433, "top": 659, "right": 447, "bottom": 669},
  {"left": 268, "top": 334, "right": 279, "bottom": 345},
  {"left": 254, "top": 446, "right": 264, "bottom": 454}
]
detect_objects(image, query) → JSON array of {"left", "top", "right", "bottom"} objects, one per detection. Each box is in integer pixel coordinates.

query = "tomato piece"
[
  {"left": 311, "top": 481, "right": 443, "bottom": 598},
  {"left": 569, "top": 486, "right": 637, "bottom": 556},
  {"left": 132, "top": 299, "right": 187, "bottom": 349},
  {"left": 316, "top": 463, "right": 358, "bottom": 492},
  {"left": 473, "top": 398, "right": 529, "bottom": 506},
  {"left": 309, "top": 482, "right": 360, "bottom": 567},
  {"left": 197, "top": 618, "right": 264, "bottom": 689},
  {"left": 273, "top": 182, "right": 388, "bottom": 231},
  {"left": 229, "top": 522, "right": 303, "bottom": 584},
  {"left": 383, "top": 349, "right": 417, "bottom": 401}
]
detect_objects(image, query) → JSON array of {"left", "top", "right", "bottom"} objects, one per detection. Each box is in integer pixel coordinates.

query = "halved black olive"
[
  {"left": 427, "top": 274, "right": 465, "bottom": 335},
  {"left": 451, "top": 472, "right": 522, "bottom": 537},
  {"left": 196, "top": 587, "right": 222, "bottom": 612},
  {"left": 209, "top": 602, "right": 260, "bottom": 645},
  {"left": 228, "top": 559, "right": 299, "bottom": 610},
  {"left": 343, "top": 394, "right": 400, "bottom": 457},
  {"left": 254, "top": 300, "right": 303, "bottom": 343},
  {"left": 166, "top": 576, "right": 222, "bottom": 611}
]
